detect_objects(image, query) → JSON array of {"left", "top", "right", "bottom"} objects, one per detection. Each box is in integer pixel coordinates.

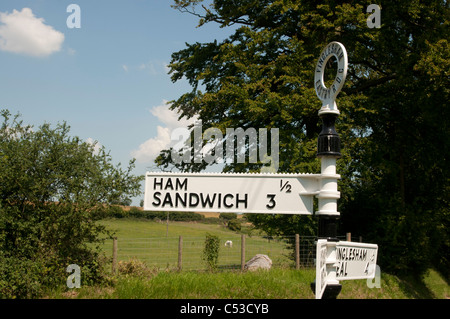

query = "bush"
[
  {"left": 202, "top": 233, "right": 220, "bottom": 271},
  {"left": 0, "top": 110, "right": 143, "bottom": 297},
  {"left": 219, "top": 213, "right": 238, "bottom": 221},
  {"left": 128, "top": 206, "right": 144, "bottom": 218},
  {"left": 227, "top": 219, "right": 241, "bottom": 232},
  {"left": 108, "top": 205, "right": 128, "bottom": 218},
  {"left": 0, "top": 254, "right": 44, "bottom": 299},
  {"left": 132, "top": 211, "right": 204, "bottom": 222}
]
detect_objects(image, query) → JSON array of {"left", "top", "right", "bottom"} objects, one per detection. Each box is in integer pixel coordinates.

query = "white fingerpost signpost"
[
  {"left": 143, "top": 41, "right": 378, "bottom": 299},
  {"left": 144, "top": 172, "right": 337, "bottom": 215},
  {"left": 311, "top": 41, "right": 378, "bottom": 299}
]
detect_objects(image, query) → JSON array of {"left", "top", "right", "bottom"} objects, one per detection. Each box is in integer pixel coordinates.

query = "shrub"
[
  {"left": 0, "top": 254, "right": 44, "bottom": 299},
  {"left": 219, "top": 213, "right": 238, "bottom": 221},
  {"left": 202, "top": 233, "right": 220, "bottom": 271},
  {"left": 128, "top": 206, "right": 144, "bottom": 218},
  {"left": 227, "top": 219, "right": 241, "bottom": 232},
  {"left": 109, "top": 205, "right": 128, "bottom": 218},
  {"left": 0, "top": 110, "right": 143, "bottom": 297}
]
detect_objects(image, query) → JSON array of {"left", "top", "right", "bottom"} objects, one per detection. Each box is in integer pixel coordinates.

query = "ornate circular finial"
[{"left": 314, "top": 42, "right": 348, "bottom": 116}]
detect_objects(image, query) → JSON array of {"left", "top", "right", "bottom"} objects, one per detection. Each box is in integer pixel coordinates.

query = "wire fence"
[{"left": 104, "top": 233, "right": 359, "bottom": 272}]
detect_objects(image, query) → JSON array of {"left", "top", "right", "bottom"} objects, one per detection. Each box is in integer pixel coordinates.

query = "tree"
[
  {"left": 161, "top": 0, "right": 449, "bottom": 277},
  {"left": 0, "top": 110, "right": 143, "bottom": 297}
]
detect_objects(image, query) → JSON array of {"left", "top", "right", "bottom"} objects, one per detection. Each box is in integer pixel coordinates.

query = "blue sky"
[{"left": 0, "top": 1, "right": 235, "bottom": 204}]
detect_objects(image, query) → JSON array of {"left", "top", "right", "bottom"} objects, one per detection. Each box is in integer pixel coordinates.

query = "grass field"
[
  {"left": 48, "top": 218, "right": 449, "bottom": 299},
  {"left": 99, "top": 218, "right": 298, "bottom": 270}
]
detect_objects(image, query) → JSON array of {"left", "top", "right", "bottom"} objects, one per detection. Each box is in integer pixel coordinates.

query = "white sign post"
[
  {"left": 144, "top": 172, "right": 339, "bottom": 215},
  {"left": 312, "top": 42, "right": 379, "bottom": 299}
]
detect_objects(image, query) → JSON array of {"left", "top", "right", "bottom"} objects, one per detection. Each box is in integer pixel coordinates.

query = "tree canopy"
[{"left": 160, "top": 0, "right": 450, "bottom": 277}]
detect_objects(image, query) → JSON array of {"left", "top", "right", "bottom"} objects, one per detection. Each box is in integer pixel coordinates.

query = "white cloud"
[
  {"left": 131, "top": 100, "right": 199, "bottom": 164},
  {"left": 85, "top": 137, "right": 102, "bottom": 155},
  {"left": 163, "top": 62, "right": 170, "bottom": 74},
  {"left": 150, "top": 99, "right": 195, "bottom": 129},
  {"left": 138, "top": 61, "right": 158, "bottom": 75},
  {"left": 131, "top": 126, "right": 171, "bottom": 163},
  {"left": 0, "top": 8, "right": 64, "bottom": 57},
  {"left": 122, "top": 61, "right": 168, "bottom": 75}
]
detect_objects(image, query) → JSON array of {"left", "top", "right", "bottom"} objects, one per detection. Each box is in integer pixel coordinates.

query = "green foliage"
[
  {"left": 219, "top": 213, "right": 238, "bottom": 221},
  {"left": 202, "top": 233, "right": 220, "bottom": 271},
  {"left": 0, "top": 110, "right": 143, "bottom": 298},
  {"left": 108, "top": 205, "right": 128, "bottom": 218},
  {"left": 0, "top": 252, "right": 44, "bottom": 299},
  {"left": 227, "top": 218, "right": 241, "bottom": 232},
  {"left": 117, "top": 209, "right": 205, "bottom": 222},
  {"left": 162, "top": 0, "right": 450, "bottom": 278}
]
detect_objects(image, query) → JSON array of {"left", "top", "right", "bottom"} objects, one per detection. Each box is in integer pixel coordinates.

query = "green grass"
[
  {"left": 49, "top": 267, "right": 449, "bottom": 299},
  {"left": 113, "top": 268, "right": 316, "bottom": 299}
]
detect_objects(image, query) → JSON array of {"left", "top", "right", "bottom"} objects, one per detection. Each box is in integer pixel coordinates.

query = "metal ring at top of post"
[{"left": 314, "top": 42, "right": 348, "bottom": 116}]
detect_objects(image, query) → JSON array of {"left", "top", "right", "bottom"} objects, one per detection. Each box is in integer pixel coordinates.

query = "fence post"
[
  {"left": 178, "top": 235, "right": 183, "bottom": 271},
  {"left": 241, "top": 234, "right": 246, "bottom": 271},
  {"left": 295, "top": 234, "right": 300, "bottom": 270},
  {"left": 346, "top": 232, "right": 351, "bottom": 242},
  {"left": 112, "top": 237, "right": 118, "bottom": 274}
]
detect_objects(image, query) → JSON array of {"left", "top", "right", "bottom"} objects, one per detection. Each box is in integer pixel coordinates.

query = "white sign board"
[
  {"left": 315, "top": 240, "right": 378, "bottom": 298},
  {"left": 315, "top": 239, "right": 328, "bottom": 299},
  {"left": 144, "top": 172, "right": 327, "bottom": 214},
  {"left": 335, "top": 241, "right": 378, "bottom": 280}
]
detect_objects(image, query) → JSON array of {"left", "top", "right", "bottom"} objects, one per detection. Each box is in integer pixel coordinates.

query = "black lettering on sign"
[
  {"left": 153, "top": 178, "right": 188, "bottom": 191},
  {"left": 337, "top": 247, "right": 369, "bottom": 261},
  {"left": 201, "top": 193, "right": 216, "bottom": 207},
  {"left": 164, "top": 178, "right": 173, "bottom": 190},
  {"left": 154, "top": 178, "right": 163, "bottom": 190},
  {"left": 217, "top": 193, "right": 222, "bottom": 209},
  {"left": 189, "top": 193, "right": 199, "bottom": 207},
  {"left": 176, "top": 178, "right": 187, "bottom": 190},
  {"left": 150, "top": 191, "right": 249, "bottom": 210},
  {"left": 236, "top": 193, "right": 248, "bottom": 209},
  {"left": 266, "top": 194, "right": 276, "bottom": 209},
  {"left": 162, "top": 193, "right": 173, "bottom": 207},
  {"left": 224, "top": 194, "right": 234, "bottom": 208},
  {"left": 152, "top": 192, "right": 161, "bottom": 206},
  {"left": 176, "top": 193, "right": 187, "bottom": 207},
  {"left": 336, "top": 262, "right": 348, "bottom": 277}
]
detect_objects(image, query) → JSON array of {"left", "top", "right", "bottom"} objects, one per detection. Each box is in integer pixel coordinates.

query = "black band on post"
[{"left": 317, "top": 113, "right": 341, "bottom": 157}]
